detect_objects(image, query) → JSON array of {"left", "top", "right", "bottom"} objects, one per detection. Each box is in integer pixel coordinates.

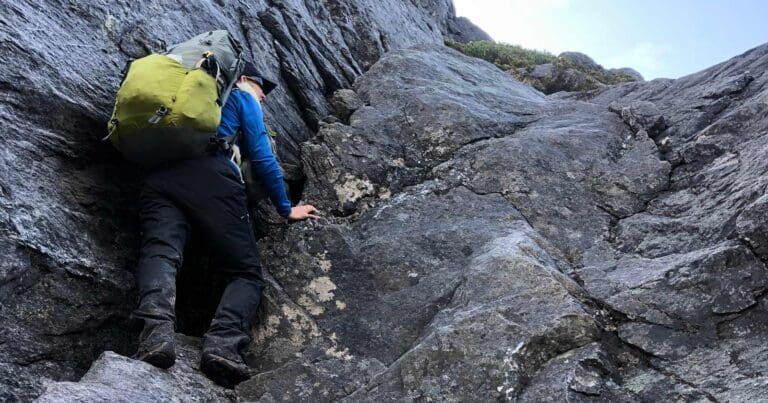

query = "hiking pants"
[{"left": 131, "top": 150, "right": 265, "bottom": 354}]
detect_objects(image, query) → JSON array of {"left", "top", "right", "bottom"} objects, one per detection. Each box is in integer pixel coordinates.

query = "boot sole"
[
  {"left": 143, "top": 351, "right": 175, "bottom": 369},
  {"left": 135, "top": 341, "right": 176, "bottom": 369},
  {"left": 200, "top": 355, "right": 252, "bottom": 389}
]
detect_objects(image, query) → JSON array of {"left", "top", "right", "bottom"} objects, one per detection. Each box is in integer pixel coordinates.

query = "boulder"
[
  {"left": 36, "top": 335, "right": 235, "bottom": 402},
  {"left": 609, "top": 67, "right": 644, "bottom": 81},
  {"left": 559, "top": 51, "right": 602, "bottom": 71}
]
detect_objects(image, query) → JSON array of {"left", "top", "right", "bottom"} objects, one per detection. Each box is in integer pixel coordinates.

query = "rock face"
[
  {"left": 445, "top": 16, "right": 492, "bottom": 43},
  {"left": 3, "top": 1, "right": 768, "bottom": 402},
  {"left": 0, "top": 0, "right": 483, "bottom": 401},
  {"left": 247, "top": 43, "right": 768, "bottom": 401}
]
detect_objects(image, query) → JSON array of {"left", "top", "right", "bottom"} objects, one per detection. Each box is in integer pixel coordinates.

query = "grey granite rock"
[
  {"left": 519, "top": 343, "right": 638, "bottom": 402},
  {"left": 559, "top": 52, "right": 602, "bottom": 71},
  {"left": 244, "top": 42, "right": 768, "bottom": 400},
  {"left": 330, "top": 89, "right": 364, "bottom": 123},
  {"left": 445, "top": 16, "right": 493, "bottom": 43},
  {"left": 5, "top": 0, "right": 768, "bottom": 401},
  {"left": 562, "top": 42, "right": 768, "bottom": 400},
  {"left": 609, "top": 67, "right": 644, "bottom": 82},
  {"left": 0, "top": 0, "right": 484, "bottom": 400},
  {"left": 36, "top": 335, "right": 235, "bottom": 402},
  {"left": 608, "top": 100, "right": 667, "bottom": 136}
]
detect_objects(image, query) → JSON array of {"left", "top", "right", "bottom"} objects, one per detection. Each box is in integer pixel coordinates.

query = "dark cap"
[{"left": 242, "top": 61, "right": 278, "bottom": 95}]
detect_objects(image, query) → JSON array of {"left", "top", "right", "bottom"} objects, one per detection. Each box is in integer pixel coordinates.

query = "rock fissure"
[
  {"left": 457, "top": 184, "right": 537, "bottom": 231},
  {"left": 645, "top": 360, "right": 721, "bottom": 403}
]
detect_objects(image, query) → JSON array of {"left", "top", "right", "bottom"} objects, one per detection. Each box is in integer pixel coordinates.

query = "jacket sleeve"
[{"left": 237, "top": 93, "right": 292, "bottom": 218}]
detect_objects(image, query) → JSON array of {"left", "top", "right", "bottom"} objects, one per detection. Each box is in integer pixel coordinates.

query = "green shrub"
[
  {"left": 603, "top": 73, "right": 637, "bottom": 85},
  {"left": 554, "top": 56, "right": 636, "bottom": 85},
  {"left": 447, "top": 40, "right": 556, "bottom": 71},
  {"left": 448, "top": 40, "right": 638, "bottom": 93}
]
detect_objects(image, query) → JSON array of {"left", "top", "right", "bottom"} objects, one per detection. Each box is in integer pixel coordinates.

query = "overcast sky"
[{"left": 453, "top": 0, "right": 768, "bottom": 79}]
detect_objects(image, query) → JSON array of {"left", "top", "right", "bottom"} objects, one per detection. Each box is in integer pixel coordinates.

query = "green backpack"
[{"left": 106, "top": 30, "right": 245, "bottom": 166}]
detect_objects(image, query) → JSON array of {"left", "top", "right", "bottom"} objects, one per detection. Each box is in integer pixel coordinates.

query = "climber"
[{"left": 130, "top": 60, "right": 319, "bottom": 388}]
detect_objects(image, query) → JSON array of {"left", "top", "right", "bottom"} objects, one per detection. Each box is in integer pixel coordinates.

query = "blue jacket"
[{"left": 217, "top": 89, "right": 292, "bottom": 218}]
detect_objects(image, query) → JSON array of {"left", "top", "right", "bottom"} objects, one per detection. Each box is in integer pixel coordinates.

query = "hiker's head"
[
  {"left": 239, "top": 76, "right": 266, "bottom": 102},
  {"left": 239, "top": 61, "right": 277, "bottom": 102}
]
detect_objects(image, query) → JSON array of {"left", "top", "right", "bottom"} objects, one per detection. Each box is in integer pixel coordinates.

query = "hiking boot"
[
  {"left": 134, "top": 320, "right": 176, "bottom": 369},
  {"left": 200, "top": 351, "right": 253, "bottom": 388},
  {"left": 199, "top": 277, "right": 264, "bottom": 387},
  {"left": 136, "top": 341, "right": 175, "bottom": 369}
]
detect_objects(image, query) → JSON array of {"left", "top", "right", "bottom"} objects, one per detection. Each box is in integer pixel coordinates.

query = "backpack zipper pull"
[
  {"left": 102, "top": 118, "right": 119, "bottom": 141},
  {"left": 148, "top": 105, "right": 169, "bottom": 124}
]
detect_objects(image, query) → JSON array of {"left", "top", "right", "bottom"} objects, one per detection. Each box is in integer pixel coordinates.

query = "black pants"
[{"left": 132, "top": 151, "right": 265, "bottom": 356}]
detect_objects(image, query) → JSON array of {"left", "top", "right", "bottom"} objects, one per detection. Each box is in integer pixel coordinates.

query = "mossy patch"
[{"left": 448, "top": 40, "right": 638, "bottom": 94}]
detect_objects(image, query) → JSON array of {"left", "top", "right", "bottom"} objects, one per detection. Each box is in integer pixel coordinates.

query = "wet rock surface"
[
  {"left": 243, "top": 42, "right": 768, "bottom": 400},
  {"left": 560, "top": 42, "right": 768, "bottom": 401},
  {"left": 3, "top": 0, "right": 768, "bottom": 401},
  {"left": 0, "top": 0, "right": 481, "bottom": 400},
  {"left": 244, "top": 42, "right": 768, "bottom": 401}
]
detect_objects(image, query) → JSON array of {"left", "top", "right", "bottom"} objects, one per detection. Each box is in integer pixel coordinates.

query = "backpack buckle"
[
  {"left": 148, "top": 105, "right": 169, "bottom": 124},
  {"left": 207, "top": 136, "right": 231, "bottom": 152}
]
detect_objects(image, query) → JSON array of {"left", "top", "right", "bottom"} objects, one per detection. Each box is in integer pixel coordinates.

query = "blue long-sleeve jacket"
[{"left": 217, "top": 89, "right": 292, "bottom": 218}]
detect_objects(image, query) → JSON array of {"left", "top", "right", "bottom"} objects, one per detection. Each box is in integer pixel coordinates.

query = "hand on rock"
[{"left": 288, "top": 204, "right": 321, "bottom": 221}]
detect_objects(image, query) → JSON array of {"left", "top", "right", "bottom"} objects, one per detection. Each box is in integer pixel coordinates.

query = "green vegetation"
[
  {"left": 447, "top": 40, "right": 638, "bottom": 94},
  {"left": 555, "top": 55, "right": 637, "bottom": 86},
  {"left": 447, "top": 40, "right": 556, "bottom": 71}
]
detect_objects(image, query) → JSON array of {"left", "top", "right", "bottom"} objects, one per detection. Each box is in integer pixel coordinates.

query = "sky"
[{"left": 453, "top": 0, "right": 768, "bottom": 79}]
